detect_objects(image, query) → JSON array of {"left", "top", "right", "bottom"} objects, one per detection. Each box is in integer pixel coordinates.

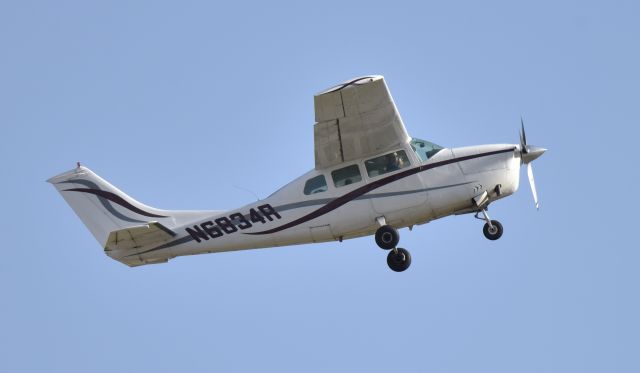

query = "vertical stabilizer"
[
  {"left": 47, "top": 165, "right": 222, "bottom": 252},
  {"left": 47, "top": 165, "right": 172, "bottom": 247}
]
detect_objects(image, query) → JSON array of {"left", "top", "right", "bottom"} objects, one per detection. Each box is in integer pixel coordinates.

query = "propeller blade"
[
  {"left": 527, "top": 162, "right": 539, "bottom": 210},
  {"left": 520, "top": 117, "right": 528, "bottom": 153}
]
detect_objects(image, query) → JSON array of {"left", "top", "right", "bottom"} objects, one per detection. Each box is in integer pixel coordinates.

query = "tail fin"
[{"left": 48, "top": 164, "right": 221, "bottom": 266}]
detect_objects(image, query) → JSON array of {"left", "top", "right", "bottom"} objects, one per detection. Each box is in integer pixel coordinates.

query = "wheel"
[
  {"left": 483, "top": 220, "right": 503, "bottom": 240},
  {"left": 387, "top": 248, "right": 411, "bottom": 272},
  {"left": 375, "top": 225, "right": 399, "bottom": 250}
]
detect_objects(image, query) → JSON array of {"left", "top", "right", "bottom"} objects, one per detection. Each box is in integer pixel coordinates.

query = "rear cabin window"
[
  {"left": 331, "top": 164, "right": 362, "bottom": 187},
  {"left": 303, "top": 175, "right": 328, "bottom": 195},
  {"left": 364, "top": 150, "right": 410, "bottom": 178}
]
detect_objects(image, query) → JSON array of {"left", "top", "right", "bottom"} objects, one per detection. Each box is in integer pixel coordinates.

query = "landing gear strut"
[
  {"left": 475, "top": 209, "right": 503, "bottom": 240},
  {"left": 375, "top": 220, "right": 411, "bottom": 272}
]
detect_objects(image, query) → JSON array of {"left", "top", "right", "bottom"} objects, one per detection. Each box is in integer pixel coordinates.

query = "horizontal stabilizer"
[{"left": 105, "top": 221, "right": 175, "bottom": 253}]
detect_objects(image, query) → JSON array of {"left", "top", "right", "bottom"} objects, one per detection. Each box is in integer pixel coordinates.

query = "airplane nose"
[{"left": 522, "top": 146, "right": 547, "bottom": 164}]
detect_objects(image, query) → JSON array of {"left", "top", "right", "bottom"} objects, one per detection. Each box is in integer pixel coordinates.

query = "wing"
[{"left": 313, "top": 75, "right": 411, "bottom": 169}]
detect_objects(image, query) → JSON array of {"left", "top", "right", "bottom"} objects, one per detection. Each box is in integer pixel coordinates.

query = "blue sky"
[{"left": 1, "top": 1, "right": 638, "bottom": 372}]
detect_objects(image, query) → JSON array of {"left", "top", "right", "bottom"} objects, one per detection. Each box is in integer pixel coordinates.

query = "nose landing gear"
[
  {"left": 475, "top": 209, "right": 504, "bottom": 240},
  {"left": 375, "top": 219, "right": 411, "bottom": 272}
]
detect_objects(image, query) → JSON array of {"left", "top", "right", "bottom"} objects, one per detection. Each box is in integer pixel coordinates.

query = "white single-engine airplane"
[{"left": 49, "top": 76, "right": 546, "bottom": 272}]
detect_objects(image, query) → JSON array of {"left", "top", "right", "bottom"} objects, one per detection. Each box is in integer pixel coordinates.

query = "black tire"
[
  {"left": 375, "top": 225, "right": 399, "bottom": 250},
  {"left": 387, "top": 248, "right": 411, "bottom": 272},
  {"left": 483, "top": 220, "right": 503, "bottom": 240}
]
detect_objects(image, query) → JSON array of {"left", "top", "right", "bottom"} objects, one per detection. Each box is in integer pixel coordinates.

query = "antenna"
[{"left": 233, "top": 185, "right": 261, "bottom": 201}]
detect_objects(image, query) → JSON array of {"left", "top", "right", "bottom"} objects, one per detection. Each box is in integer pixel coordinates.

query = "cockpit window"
[
  {"left": 410, "top": 138, "right": 444, "bottom": 161},
  {"left": 365, "top": 150, "right": 410, "bottom": 178},
  {"left": 304, "top": 175, "right": 328, "bottom": 195},
  {"left": 331, "top": 164, "right": 362, "bottom": 188}
]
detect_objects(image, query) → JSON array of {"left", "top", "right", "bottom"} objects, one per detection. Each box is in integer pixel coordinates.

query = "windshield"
[{"left": 410, "top": 138, "right": 444, "bottom": 161}]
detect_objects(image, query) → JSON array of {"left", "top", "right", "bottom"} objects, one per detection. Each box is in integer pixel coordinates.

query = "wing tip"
[{"left": 315, "top": 75, "right": 384, "bottom": 96}]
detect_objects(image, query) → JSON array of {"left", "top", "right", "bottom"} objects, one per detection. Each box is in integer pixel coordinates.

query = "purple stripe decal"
[
  {"left": 246, "top": 148, "right": 515, "bottom": 235},
  {"left": 63, "top": 188, "right": 169, "bottom": 218}
]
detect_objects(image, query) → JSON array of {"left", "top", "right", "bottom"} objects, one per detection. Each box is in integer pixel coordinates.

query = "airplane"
[{"left": 48, "top": 75, "right": 546, "bottom": 272}]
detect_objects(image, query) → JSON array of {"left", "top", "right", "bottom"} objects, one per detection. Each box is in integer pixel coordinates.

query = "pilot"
[{"left": 387, "top": 152, "right": 406, "bottom": 172}]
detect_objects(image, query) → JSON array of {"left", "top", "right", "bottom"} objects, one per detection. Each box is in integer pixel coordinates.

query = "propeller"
[
  {"left": 519, "top": 118, "right": 546, "bottom": 210},
  {"left": 520, "top": 117, "right": 528, "bottom": 154},
  {"left": 527, "top": 163, "right": 539, "bottom": 209}
]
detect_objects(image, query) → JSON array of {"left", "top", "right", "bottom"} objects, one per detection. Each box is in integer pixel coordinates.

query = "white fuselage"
[{"left": 119, "top": 143, "right": 522, "bottom": 264}]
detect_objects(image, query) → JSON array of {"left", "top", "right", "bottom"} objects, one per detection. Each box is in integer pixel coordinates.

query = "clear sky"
[{"left": 1, "top": 0, "right": 638, "bottom": 372}]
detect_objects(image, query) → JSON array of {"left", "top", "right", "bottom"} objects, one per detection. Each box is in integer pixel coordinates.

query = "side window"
[
  {"left": 331, "top": 164, "right": 362, "bottom": 188},
  {"left": 411, "top": 141, "right": 429, "bottom": 162},
  {"left": 304, "top": 175, "right": 328, "bottom": 195},
  {"left": 365, "top": 150, "right": 411, "bottom": 178},
  {"left": 410, "top": 138, "right": 443, "bottom": 161}
]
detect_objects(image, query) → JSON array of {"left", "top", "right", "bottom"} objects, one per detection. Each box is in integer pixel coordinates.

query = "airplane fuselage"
[{"left": 120, "top": 143, "right": 522, "bottom": 264}]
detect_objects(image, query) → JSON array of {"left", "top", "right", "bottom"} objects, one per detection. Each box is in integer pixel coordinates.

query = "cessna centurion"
[{"left": 49, "top": 76, "right": 545, "bottom": 272}]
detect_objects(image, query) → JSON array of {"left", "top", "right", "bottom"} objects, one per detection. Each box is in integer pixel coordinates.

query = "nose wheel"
[
  {"left": 483, "top": 220, "right": 503, "bottom": 240},
  {"left": 375, "top": 223, "right": 411, "bottom": 272},
  {"left": 475, "top": 209, "right": 504, "bottom": 240}
]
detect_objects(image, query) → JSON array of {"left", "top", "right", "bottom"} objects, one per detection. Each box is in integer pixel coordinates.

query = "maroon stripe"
[
  {"left": 63, "top": 188, "right": 169, "bottom": 218},
  {"left": 325, "top": 76, "right": 374, "bottom": 93},
  {"left": 246, "top": 148, "right": 515, "bottom": 235}
]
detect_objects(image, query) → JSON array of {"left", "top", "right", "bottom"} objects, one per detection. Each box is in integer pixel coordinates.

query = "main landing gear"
[
  {"left": 475, "top": 208, "right": 504, "bottom": 240},
  {"left": 374, "top": 221, "right": 411, "bottom": 272},
  {"left": 387, "top": 248, "right": 411, "bottom": 272}
]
